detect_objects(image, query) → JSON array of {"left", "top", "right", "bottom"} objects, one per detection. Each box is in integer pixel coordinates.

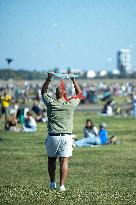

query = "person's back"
[{"left": 42, "top": 93, "right": 79, "bottom": 134}]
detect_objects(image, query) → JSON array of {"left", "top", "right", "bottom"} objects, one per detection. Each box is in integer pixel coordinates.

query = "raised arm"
[
  {"left": 41, "top": 73, "right": 53, "bottom": 96},
  {"left": 71, "top": 78, "right": 82, "bottom": 95}
]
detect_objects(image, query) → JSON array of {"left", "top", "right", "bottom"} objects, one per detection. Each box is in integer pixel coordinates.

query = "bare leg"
[
  {"left": 59, "top": 157, "right": 69, "bottom": 186},
  {"left": 48, "top": 157, "right": 57, "bottom": 182}
]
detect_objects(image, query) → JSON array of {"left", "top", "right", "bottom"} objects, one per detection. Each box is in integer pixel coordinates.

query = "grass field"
[{"left": 0, "top": 112, "right": 136, "bottom": 205}]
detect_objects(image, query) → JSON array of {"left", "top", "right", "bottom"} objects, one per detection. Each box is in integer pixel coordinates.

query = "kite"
[
  {"left": 48, "top": 71, "right": 79, "bottom": 79},
  {"left": 48, "top": 71, "right": 85, "bottom": 102}
]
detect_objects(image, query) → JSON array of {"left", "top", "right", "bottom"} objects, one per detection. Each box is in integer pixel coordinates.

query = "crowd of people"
[
  {"left": 81, "top": 81, "right": 136, "bottom": 117},
  {"left": 0, "top": 80, "right": 136, "bottom": 134},
  {"left": 0, "top": 81, "right": 125, "bottom": 149},
  {"left": 0, "top": 80, "right": 136, "bottom": 119},
  {"left": 0, "top": 89, "right": 120, "bottom": 146},
  {"left": 0, "top": 90, "right": 47, "bottom": 132}
]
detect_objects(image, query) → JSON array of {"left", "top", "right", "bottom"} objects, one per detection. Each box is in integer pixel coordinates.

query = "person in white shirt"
[
  {"left": 23, "top": 112, "right": 37, "bottom": 132},
  {"left": 83, "top": 119, "right": 99, "bottom": 138},
  {"left": 75, "top": 119, "right": 100, "bottom": 146},
  {"left": 106, "top": 104, "right": 113, "bottom": 116},
  {"left": 10, "top": 101, "right": 19, "bottom": 117},
  {"left": 102, "top": 99, "right": 113, "bottom": 116}
]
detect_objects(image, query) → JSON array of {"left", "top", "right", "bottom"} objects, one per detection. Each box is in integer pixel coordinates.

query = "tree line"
[
  {"left": 0, "top": 68, "right": 136, "bottom": 80},
  {"left": 0, "top": 69, "right": 47, "bottom": 80}
]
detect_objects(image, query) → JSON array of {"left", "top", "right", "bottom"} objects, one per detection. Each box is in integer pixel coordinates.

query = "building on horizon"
[{"left": 117, "top": 49, "right": 132, "bottom": 74}]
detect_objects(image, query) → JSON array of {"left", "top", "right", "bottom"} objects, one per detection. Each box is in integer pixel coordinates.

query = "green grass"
[{"left": 0, "top": 112, "right": 136, "bottom": 205}]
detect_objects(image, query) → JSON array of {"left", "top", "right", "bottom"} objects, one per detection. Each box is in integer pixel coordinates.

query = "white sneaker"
[
  {"left": 50, "top": 182, "right": 56, "bottom": 190},
  {"left": 59, "top": 185, "right": 66, "bottom": 192}
]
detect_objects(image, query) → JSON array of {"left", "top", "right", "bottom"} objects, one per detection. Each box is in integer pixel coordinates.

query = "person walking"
[{"left": 41, "top": 73, "right": 82, "bottom": 191}]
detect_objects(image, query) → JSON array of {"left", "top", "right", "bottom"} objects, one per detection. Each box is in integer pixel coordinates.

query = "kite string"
[
  {"left": 60, "top": 79, "right": 69, "bottom": 102},
  {"left": 60, "top": 78, "right": 85, "bottom": 101}
]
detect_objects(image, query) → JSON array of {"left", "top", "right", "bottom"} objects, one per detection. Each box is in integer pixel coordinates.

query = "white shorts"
[{"left": 45, "top": 134, "right": 73, "bottom": 157}]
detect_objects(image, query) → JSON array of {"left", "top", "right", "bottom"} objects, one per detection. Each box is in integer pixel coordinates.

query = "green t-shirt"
[{"left": 42, "top": 93, "right": 80, "bottom": 133}]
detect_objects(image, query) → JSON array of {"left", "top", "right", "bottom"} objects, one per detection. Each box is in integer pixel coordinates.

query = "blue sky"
[{"left": 0, "top": 0, "right": 136, "bottom": 71}]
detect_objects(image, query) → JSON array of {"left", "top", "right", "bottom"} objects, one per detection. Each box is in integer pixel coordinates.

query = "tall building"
[{"left": 117, "top": 49, "right": 132, "bottom": 74}]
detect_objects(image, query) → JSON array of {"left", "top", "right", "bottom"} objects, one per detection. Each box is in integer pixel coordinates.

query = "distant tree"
[{"left": 0, "top": 69, "right": 47, "bottom": 80}]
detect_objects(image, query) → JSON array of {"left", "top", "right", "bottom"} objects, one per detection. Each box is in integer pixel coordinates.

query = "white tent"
[
  {"left": 99, "top": 70, "right": 108, "bottom": 77},
  {"left": 87, "top": 70, "right": 96, "bottom": 78},
  {"left": 112, "top": 69, "right": 120, "bottom": 75}
]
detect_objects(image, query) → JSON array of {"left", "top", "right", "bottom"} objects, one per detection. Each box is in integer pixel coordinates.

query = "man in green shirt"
[{"left": 41, "top": 73, "right": 82, "bottom": 191}]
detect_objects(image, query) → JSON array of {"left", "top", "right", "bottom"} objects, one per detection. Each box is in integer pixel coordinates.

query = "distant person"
[
  {"left": 98, "top": 122, "right": 108, "bottom": 144},
  {"left": 32, "top": 101, "right": 47, "bottom": 123},
  {"left": 32, "top": 101, "right": 41, "bottom": 115},
  {"left": 84, "top": 119, "right": 99, "bottom": 138},
  {"left": 0, "top": 91, "right": 12, "bottom": 121},
  {"left": 75, "top": 120, "right": 100, "bottom": 147},
  {"left": 102, "top": 99, "right": 113, "bottom": 116},
  {"left": 101, "top": 88, "right": 111, "bottom": 101},
  {"left": 75, "top": 122, "right": 108, "bottom": 147},
  {"left": 17, "top": 99, "right": 29, "bottom": 125},
  {"left": 35, "top": 109, "right": 47, "bottom": 123},
  {"left": 23, "top": 112, "right": 37, "bottom": 132},
  {"left": 131, "top": 93, "right": 136, "bottom": 118},
  {"left": 5, "top": 114, "right": 20, "bottom": 132},
  {"left": 89, "top": 89, "right": 97, "bottom": 103},
  {"left": 10, "top": 101, "right": 19, "bottom": 117}
]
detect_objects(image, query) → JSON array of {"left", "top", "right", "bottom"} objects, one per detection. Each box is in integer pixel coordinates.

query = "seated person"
[
  {"left": 5, "top": 114, "right": 20, "bottom": 132},
  {"left": 9, "top": 100, "right": 19, "bottom": 117},
  {"left": 84, "top": 119, "right": 98, "bottom": 138},
  {"left": 99, "top": 122, "right": 108, "bottom": 144},
  {"left": 23, "top": 111, "right": 37, "bottom": 132},
  {"left": 75, "top": 119, "right": 100, "bottom": 147},
  {"left": 35, "top": 109, "right": 47, "bottom": 123},
  {"left": 32, "top": 101, "right": 41, "bottom": 115},
  {"left": 17, "top": 99, "right": 29, "bottom": 125},
  {"left": 35, "top": 113, "right": 43, "bottom": 122},
  {"left": 102, "top": 99, "right": 113, "bottom": 116},
  {"left": 75, "top": 122, "right": 108, "bottom": 147}
]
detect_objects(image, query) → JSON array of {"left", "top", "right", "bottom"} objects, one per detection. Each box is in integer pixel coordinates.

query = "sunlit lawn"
[{"left": 0, "top": 112, "right": 136, "bottom": 205}]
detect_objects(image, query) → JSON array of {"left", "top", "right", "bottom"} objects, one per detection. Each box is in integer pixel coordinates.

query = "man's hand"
[
  {"left": 71, "top": 78, "right": 82, "bottom": 95},
  {"left": 71, "top": 77, "right": 75, "bottom": 82},
  {"left": 41, "top": 73, "right": 53, "bottom": 95},
  {"left": 47, "top": 72, "right": 53, "bottom": 80}
]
